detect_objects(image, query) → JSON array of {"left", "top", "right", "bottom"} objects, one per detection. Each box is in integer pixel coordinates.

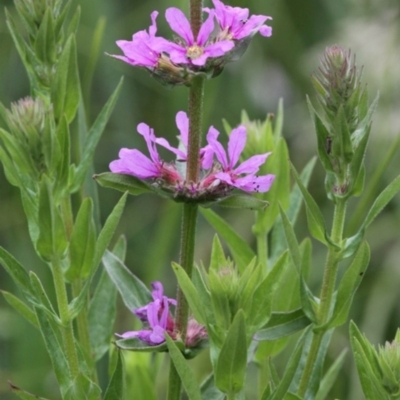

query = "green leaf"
[
  {"left": 271, "top": 157, "right": 316, "bottom": 263},
  {"left": 165, "top": 335, "right": 203, "bottom": 400},
  {"left": 350, "top": 322, "right": 389, "bottom": 400},
  {"left": 200, "top": 208, "right": 255, "bottom": 272},
  {"left": 254, "top": 138, "right": 290, "bottom": 234},
  {"left": 5, "top": 9, "right": 40, "bottom": 89},
  {"left": 35, "top": 307, "right": 71, "bottom": 396},
  {"left": 36, "top": 180, "right": 68, "bottom": 261},
  {"left": 327, "top": 242, "right": 370, "bottom": 329},
  {"left": 307, "top": 96, "right": 333, "bottom": 173},
  {"left": 34, "top": 8, "right": 56, "bottom": 64},
  {"left": 268, "top": 345, "right": 303, "bottom": 400},
  {"left": 115, "top": 337, "right": 169, "bottom": 353},
  {"left": 8, "top": 382, "right": 51, "bottom": 400},
  {"left": 0, "top": 246, "right": 36, "bottom": 303},
  {"left": 215, "top": 310, "right": 247, "bottom": 395},
  {"left": 1, "top": 290, "right": 38, "bottom": 329},
  {"left": 94, "top": 172, "right": 152, "bottom": 196},
  {"left": 363, "top": 174, "right": 400, "bottom": 229},
  {"left": 209, "top": 235, "right": 227, "bottom": 271},
  {"left": 314, "top": 350, "right": 347, "bottom": 400},
  {"left": 103, "top": 351, "right": 125, "bottom": 400},
  {"left": 51, "top": 35, "right": 80, "bottom": 123},
  {"left": 55, "top": 115, "right": 71, "bottom": 193},
  {"left": 103, "top": 250, "right": 151, "bottom": 310},
  {"left": 200, "top": 374, "right": 225, "bottom": 400},
  {"left": 64, "top": 374, "right": 101, "bottom": 400},
  {"left": 245, "top": 255, "right": 288, "bottom": 333},
  {"left": 88, "top": 235, "right": 125, "bottom": 361},
  {"left": 72, "top": 78, "right": 123, "bottom": 191},
  {"left": 67, "top": 198, "right": 96, "bottom": 280},
  {"left": 202, "top": 194, "right": 269, "bottom": 211},
  {"left": 278, "top": 205, "right": 301, "bottom": 271},
  {"left": 171, "top": 262, "right": 207, "bottom": 324},
  {"left": 255, "top": 309, "right": 311, "bottom": 341},
  {"left": 29, "top": 272, "right": 61, "bottom": 327},
  {"left": 92, "top": 192, "right": 127, "bottom": 273},
  {"left": 290, "top": 164, "right": 328, "bottom": 245}
]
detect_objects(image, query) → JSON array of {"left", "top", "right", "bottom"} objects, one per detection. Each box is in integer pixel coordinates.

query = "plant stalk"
[
  {"left": 167, "top": 3, "right": 204, "bottom": 398},
  {"left": 51, "top": 256, "right": 80, "bottom": 378},
  {"left": 297, "top": 199, "right": 347, "bottom": 397}
]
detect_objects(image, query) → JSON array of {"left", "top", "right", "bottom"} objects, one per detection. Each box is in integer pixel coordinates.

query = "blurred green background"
[{"left": 1, "top": 0, "right": 400, "bottom": 399}]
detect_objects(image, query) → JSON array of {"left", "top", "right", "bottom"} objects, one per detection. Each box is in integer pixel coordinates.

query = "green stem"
[
  {"left": 167, "top": 203, "right": 198, "bottom": 400},
  {"left": 52, "top": 256, "right": 80, "bottom": 378},
  {"left": 297, "top": 199, "right": 347, "bottom": 397},
  {"left": 167, "top": 4, "right": 204, "bottom": 399}
]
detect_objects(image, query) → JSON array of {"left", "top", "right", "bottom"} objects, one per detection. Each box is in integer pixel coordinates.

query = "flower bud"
[
  {"left": 3, "top": 97, "right": 51, "bottom": 178},
  {"left": 310, "top": 45, "right": 377, "bottom": 200},
  {"left": 378, "top": 330, "right": 400, "bottom": 396}
]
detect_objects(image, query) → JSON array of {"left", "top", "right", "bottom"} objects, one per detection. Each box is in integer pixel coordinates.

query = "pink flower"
[
  {"left": 109, "top": 121, "right": 183, "bottom": 184},
  {"left": 110, "top": 11, "right": 167, "bottom": 68},
  {"left": 206, "top": 0, "right": 272, "bottom": 40},
  {"left": 205, "top": 126, "right": 275, "bottom": 193},
  {"left": 160, "top": 7, "right": 234, "bottom": 66},
  {"left": 116, "top": 282, "right": 176, "bottom": 345}
]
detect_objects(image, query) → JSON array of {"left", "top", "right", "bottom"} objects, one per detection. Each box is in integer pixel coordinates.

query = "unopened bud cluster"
[{"left": 311, "top": 45, "right": 376, "bottom": 200}]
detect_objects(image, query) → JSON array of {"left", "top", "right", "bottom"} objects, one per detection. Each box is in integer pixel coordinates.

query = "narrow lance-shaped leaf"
[
  {"left": 314, "top": 350, "right": 347, "bottom": 400},
  {"left": 8, "top": 382, "right": 52, "bottom": 400},
  {"left": 103, "top": 351, "right": 125, "bottom": 400},
  {"left": 290, "top": 163, "right": 328, "bottom": 245},
  {"left": 270, "top": 157, "right": 317, "bottom": 263},
  {"left": 51, "top": 34, "right": 80, "bottom": 123},
  {"left": 1, "top": 290, "right": 38, "bottom": 329},
  {"left": 103, "top": 250, "right": 151, "bottom": 310},
  {"left": 200, "top": 208, "right": 255, "bottom": 272},
  {"left": 215, "top": 310, "right": 247, "bottom": 395},
  {"left": 92, "top": 192, "right": 127, "bottom": 272},
  {"left": 72, "top": 77, "right": 124, "bottom": 191},
  {"left": 67, "top": 198, "right": 96, "bottom": 280},
  {"left": 89, "top": 236, "right": 126, "bottom": 361},
  {"left": 171, "top": 262, "right": 206, "bottom": 324},
  {"left": 327, "top": 241, "right": 370, "bottom": 329},
  {"left": 34, "top": 8, "right": 56, "bottom": 64},
  {"left": 165, "top": 335, "right": 203, "bottom": 400},
  {"left": 35, "top": 307, "right": 71, "bottom": 396},
  {"left": 255, "top": 309, "right": 311, "bottom": 341},
  {"left": 94, "top": 172, "right": 152, "bottom": 196}
]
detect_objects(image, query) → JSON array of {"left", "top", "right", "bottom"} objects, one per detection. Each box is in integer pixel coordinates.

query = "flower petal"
[
  {"left": 207, "top": 126, "right": 228, "bottom": 168},
  {"left": 137, "top": 122, "right": 160, "bottom": 164},
  {"left": 175, "top": 111, "right": 189, "bottom": 148},
  {"left": 234, "top": 153, "right": 271, "bottom": 175},
  {"left": 204, "top": 40, "right": 234, "bottom": 58},
  {"left": 236, "top": 174, "right": 275, "bottom": 193},
  {"left": 228, "top": 126, "right": 247, "bottom": 168},
  {"left": 165, "top": 7, "right": 194, "bottom": 45},
  {"left": 109, "top": 149, "right": 159, "bottom": 178},
  {"left": 196, "top": 11, "right": 215, "bottom": 45}
]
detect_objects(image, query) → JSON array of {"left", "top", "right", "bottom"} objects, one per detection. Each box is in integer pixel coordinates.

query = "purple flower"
[
  {"left": 160, "top": 7, "right": 234, "bottom": 66},
  {"left": 206, "top": 0, "right": 272, "bottom": 40},
  {"left": 116, "top": 281, "right": 176, "bottom": 345},
  {"left": 204, "top": 126, "right": 275, "bottom": 193},
  {"left": 109, "top": 120, "right": 183, "bottom": 184},
  {"left": 110, "top": 11, "right": 167, "bottom": 68}
]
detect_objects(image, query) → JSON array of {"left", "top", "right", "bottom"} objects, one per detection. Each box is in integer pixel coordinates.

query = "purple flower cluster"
[
  {"left": 116, "top": 282, "right": 206, "bottom": 347},
  {"left": 109, "top": 111, "right": 275, "bottom": 201},
  {"left": 110, "top": 0, "right": 272, "bottom": 85}
]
